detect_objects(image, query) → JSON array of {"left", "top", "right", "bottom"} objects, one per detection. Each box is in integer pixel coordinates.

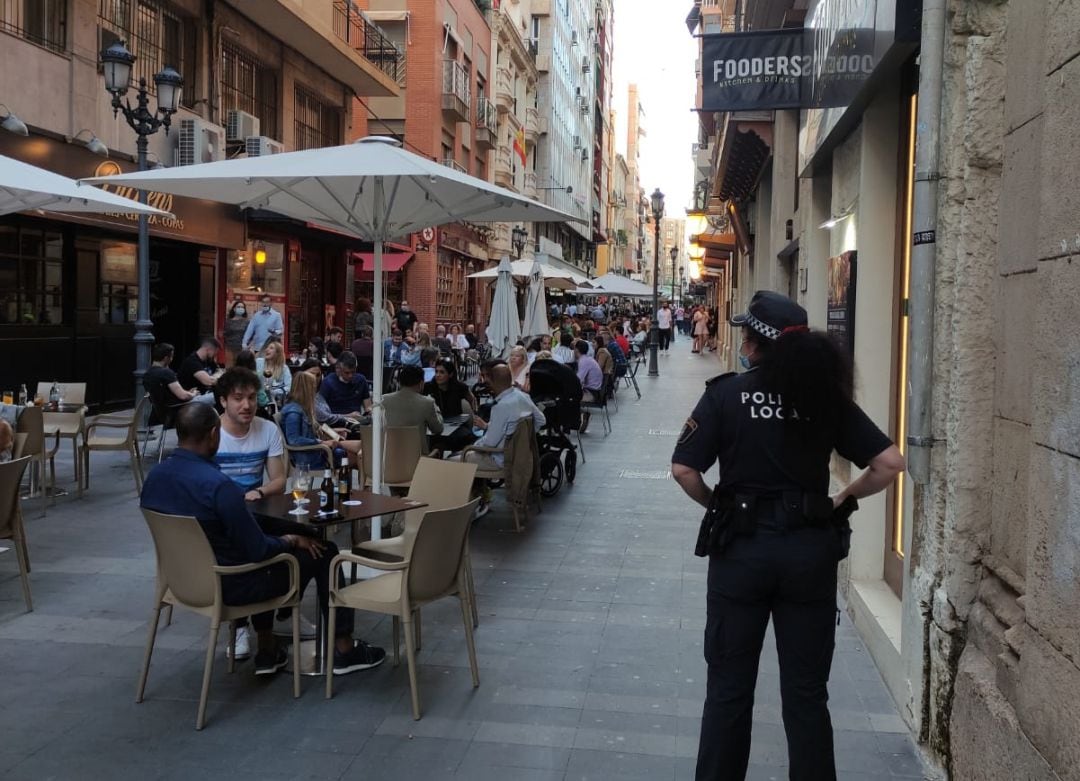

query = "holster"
[
  {"left": 831, "top": 495, "right": 859, "bottom": 560},
  {"left": 694, "top": 490, "right": 758, "bottom": 557}
]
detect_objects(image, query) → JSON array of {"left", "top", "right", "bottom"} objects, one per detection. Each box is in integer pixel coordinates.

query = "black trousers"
[
  {"left": 659, "top": 328, "right": 672, "bottom": 350},
  {"left": 696, "top": 524, "right": 840, "bottom": 781},
  {"left": 223, "top": 534, "right": 353, "bottom": 638}
]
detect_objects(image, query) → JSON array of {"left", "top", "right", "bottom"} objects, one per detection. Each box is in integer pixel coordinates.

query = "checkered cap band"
[{"left": 746, "top": 312, "right": 781, "bottom": 340}]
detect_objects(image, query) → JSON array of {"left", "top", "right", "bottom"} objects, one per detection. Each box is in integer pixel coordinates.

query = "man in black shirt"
[
  {"left": 177, "top": 336, "right": 221, "bottom": 404},
  {"left": 394, "top": 300, "right": 418, "bottom": 335},
  {"left": 144, "top": 343, "right": 198, "bottom": 406}
]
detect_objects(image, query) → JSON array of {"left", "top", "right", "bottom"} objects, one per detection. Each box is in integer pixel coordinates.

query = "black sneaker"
[
  {"left": 253, "top": 645, "right": 288, "bottom": 676},
  {"left": 333, "top": 640, "right": 386, "bottom": 675}
]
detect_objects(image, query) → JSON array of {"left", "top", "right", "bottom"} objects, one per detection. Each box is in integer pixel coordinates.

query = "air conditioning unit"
[
  {"left": 580, "top": 148, "right": 588, "bottom": 162},
  {"left": 572, "top": 135, "right": 582, "bottom": 150},
  {"left": 582, "top": 57, "right": 591, "bottom": 74},
  {"left": 245, "top": 136, "right": 284, "bottom": 157},
  {"left": 176, "top": 118, "right": 226, "bottom": 166},
  {"left": 571, "top": 30, "right": 578, "bottom": 46},
  {"left": 226, "top": 109, "right": 260, "bottom": 142}
]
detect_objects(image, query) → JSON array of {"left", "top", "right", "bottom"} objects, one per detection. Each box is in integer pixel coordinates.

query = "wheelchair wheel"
[
  {"left": 564, "top": 449, "right": 577, "bottom": 484},
  {"left": 539, "top": 451, "right": 564, "bottom": 497}
]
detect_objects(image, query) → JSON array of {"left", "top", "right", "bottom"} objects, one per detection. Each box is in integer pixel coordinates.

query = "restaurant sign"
[
  {"left": 699, "top": 27, "right": 876, "bottom": 112},
  {"left": 0, "top": 134, "right": 244, "bottom": 249}
]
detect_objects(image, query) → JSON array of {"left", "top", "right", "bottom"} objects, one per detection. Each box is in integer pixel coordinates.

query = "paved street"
[{"left": 0, "top": 337, "right": 929, "bottom": 780}]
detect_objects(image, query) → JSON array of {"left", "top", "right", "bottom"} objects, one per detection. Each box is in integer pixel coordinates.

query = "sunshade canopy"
[
  {"left": 467, "top": 257, "right": 592, "bottom": 291},
  {"left": 83, "top": 136, "right": 576, "bottom": 239},
  {"left": 0, "top": 153, "right": 172, "bottom": 218},
  {"left": 571, "top": 272, "right": 655, "bottom": 297}
]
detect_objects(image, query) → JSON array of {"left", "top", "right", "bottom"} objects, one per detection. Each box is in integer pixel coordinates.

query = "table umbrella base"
[{"left": 289, "top": 639, "right": 328, "bottom": 677}]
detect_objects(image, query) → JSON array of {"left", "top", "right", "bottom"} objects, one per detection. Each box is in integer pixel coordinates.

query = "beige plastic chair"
[
  {"left": 136, "top": 509, "right": 302, "bottom": 730},
  {"left": 38, "top": 382, "right": 87, "bottom": 486},
  {"left": 354, "top": 457, "right": 480, "bottom": 629},
  {"left": 79, "top": 395, "right": 148, "bottom": 496},
  {"left": 360, "top": 425, "right": 423, "bottom": 489},
  {"left": 459, "top": 417, "right": 540, "bottom": 532},
  {"left": 15, "top": 405, "right": 60, "bottom": 512},
  {"left": 326, "top": 499, "right": 481, "bottom": 719},
  {"left": 0, "top": 456, "right": 33, "bottom": 611},
  {"left": 13, "top": 432, "right": 27, "bottom": 459}
]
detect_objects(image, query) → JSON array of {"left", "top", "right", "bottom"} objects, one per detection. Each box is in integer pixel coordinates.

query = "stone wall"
[{"left": 916, "top": 0, "right": 1080, "bottom": 777}]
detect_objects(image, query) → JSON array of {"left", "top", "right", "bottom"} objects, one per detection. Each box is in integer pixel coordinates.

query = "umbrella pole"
[{"left": 371, "top": 237, "right": 384, "bottom": 541}]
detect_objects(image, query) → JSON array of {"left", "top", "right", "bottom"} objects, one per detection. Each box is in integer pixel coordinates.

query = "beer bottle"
[
  {"left": 337, "top": 450, "right": 349, "bottom": 499},
  {"left": 321, "top": 469, "right": 335, "bottom": 512}
]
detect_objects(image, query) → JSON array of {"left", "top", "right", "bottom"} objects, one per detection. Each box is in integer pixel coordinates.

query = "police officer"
[{"left": 671, "top": 291, "right": 905, "bottom": 781}]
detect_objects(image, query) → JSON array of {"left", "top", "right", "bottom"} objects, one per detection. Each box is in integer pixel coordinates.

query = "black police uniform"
[{"left": 673, "top": 354, "right": 891, "bottom": 779}]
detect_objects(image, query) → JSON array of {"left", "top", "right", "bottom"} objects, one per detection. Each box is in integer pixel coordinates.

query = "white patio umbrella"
[
  {"left": 571, "top": 271, "right": 655, "bottom": 297},
  {"left": 0, "top": 153, "right": 172, "bottom": 217},
  {"left": 467, "top": 257, "right": 592, "bottom": 290},
  {"left": 486, "top": 257, "right": 521, "bottom": 360},
  {"left": 521, "top": 258, "right": 550, "bottom": 340},
  {"left": 84, "top": 136, "right": 574, "bottom": 535}
]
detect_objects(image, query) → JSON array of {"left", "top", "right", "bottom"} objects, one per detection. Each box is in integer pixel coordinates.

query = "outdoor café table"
[{"left": 249, "top": 490, "right": 428, "bottom": 675}]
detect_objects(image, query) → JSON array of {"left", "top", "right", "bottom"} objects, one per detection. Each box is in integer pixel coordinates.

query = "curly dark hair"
[
  {"left": 214, "top": 367, "right": 261, "bottom": 401},
  {"left": 749, "top": 327, "right": 854, "bottom": 431}
]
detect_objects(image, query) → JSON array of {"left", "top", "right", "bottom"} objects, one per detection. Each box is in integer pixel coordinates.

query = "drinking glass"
[{"left": 289, "top": 469, "right": 311, "bottom": 515}]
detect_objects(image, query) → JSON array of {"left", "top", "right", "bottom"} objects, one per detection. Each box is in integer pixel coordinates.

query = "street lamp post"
[
  {"left": 648, "top": 188, "right": 664, "bottom": 378},
  {"left": 679, "top": 266, "right": 686, "bottom": 307},
  {"left": 100, "top": 41, "right": 183, "bottom": 405},
  {"left": 511, "top": 224, "right": 528, "bottom": 259}
]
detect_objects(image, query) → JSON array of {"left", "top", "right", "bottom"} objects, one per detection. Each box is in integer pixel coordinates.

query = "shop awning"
[
  {"left": 353, "top": 250, "right": 413, "bottom": 273},
  {"left": 714, "top": 116, "right": 773, "bottom": 204}
]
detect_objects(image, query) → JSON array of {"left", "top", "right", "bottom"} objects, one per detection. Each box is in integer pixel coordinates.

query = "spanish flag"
[{"left": 513, "top": 127, "right": 527, "bottom": 166}]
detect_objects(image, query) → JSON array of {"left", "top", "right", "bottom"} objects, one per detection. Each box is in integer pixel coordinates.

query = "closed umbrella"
[
  {"left": 486, "top": 257, "right": 521, "bottom": 360},
  {"left": 0, "top": 153, "right": 171, "bottom": 217},
  {"left": 85, "top": 136, "right": 574, "bottom": 533},
  {"left": 521, "top": 258, "right": 550, "bottom": 340}
]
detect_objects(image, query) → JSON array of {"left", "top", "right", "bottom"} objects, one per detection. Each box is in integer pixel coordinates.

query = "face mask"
[
  {"left": 235, "top": 307, "right": 246, "bottom": 316},
  {"left": 262, "top": 304, "right": 271, "bottom": 313},
  {"left": 738, "top": 353, "right": 752, "bottom": 370}
]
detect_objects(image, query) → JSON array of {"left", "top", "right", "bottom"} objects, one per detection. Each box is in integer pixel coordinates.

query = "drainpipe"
[{"left": 906, "top": 0, "right": 947, "bottom": 484}]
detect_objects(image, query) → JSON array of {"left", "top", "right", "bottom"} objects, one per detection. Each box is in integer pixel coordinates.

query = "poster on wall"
[{"left": 827, "top": 251, "right": 857, "bottom": 354}]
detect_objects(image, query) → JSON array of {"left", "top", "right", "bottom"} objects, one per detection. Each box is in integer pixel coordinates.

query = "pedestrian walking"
[
  {"left": 692, "top": 306, "right": 709, "bottom": 353},
  {"left": 671, "top": 290, "right": 905, "bottom": 781}
]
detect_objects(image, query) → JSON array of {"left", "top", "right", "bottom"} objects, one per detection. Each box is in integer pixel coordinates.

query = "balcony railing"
[
  {"left": 442, "top": 158, "right": 467, "bottom": 174},
  {"left": 442, "top": 59, "right": 471, "bottom": 121},
  {"left": 476, "top": 97, "right": 497, "bottom": 134},
  {"left": 3, "top": 0, "right": 67, "bottom": 53},
  {"left": 332, "top": 0, "right": 406, "bottom": 85}
]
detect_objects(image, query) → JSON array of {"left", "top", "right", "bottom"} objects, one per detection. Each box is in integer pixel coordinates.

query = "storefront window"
[
  {"left": 226, "top": 240, "right": 285, "bottom": 296},
  {"left": 100, "top": 241, "right": 138, "bottom": 324},
  {"left": 0, "top": 224, "right": 64, "bottom": 325}
]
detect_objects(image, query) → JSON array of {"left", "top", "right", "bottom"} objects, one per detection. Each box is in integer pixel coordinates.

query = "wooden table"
[{"left": 250, "top": 490, "right": 427, "bottom": 675}]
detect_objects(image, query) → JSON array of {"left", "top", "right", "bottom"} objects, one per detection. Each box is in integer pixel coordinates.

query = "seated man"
[
  {"left": 140, "top": 403, "right": 385, "bottom": 676},
  {"left": 177, "top": 336, "right": 221, "bottom": 404},
  {"left": 382, "top": 365, "right": 444, "bottom": 455},
  {"left": 349, "top": 325, "right": 375, "bottom": 382},
  {"left": 575, "top": 340, "right": 605, "bottom": 434},
  {"left": 319, "top": 351, "right": 372, "bottom": 416},
  {"left": 383, "top": 329, "right": 406, "bottom": 366},
  {"left": 431, "top": 325, "right": 453, "bottom": 355},
  {"left": 144, "top": 342, "right": 199, "bottom": 405},
  {"left": 298, "top": 359, "right": 363, "bottom": 433},
  {"left": 467, "top": 364, "right": 546, "bottom": 517},
  {"left": 552, "top": 332, "right": 576, "bottom": 365}
]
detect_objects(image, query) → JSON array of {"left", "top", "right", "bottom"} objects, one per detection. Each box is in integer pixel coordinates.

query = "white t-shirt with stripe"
[{"left": 214, "top": 417, "right": 284, "bottom": 492}]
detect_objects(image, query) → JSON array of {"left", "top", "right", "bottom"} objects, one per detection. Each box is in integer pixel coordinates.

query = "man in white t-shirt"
[
  {"left": 213, "top": 367, "right": 295, "bottom": 658},
  {"left": 657, "top": 302, "right": 673, "bottom": 352}
]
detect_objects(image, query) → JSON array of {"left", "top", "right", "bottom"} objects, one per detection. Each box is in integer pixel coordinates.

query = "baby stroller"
[{"left": 528, "top": 359, "right": 582, "bottom": 497}]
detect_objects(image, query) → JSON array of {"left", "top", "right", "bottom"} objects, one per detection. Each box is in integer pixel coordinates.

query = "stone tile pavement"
[{"left": 0, "top": 336, "right": 932, "bottom": 780}]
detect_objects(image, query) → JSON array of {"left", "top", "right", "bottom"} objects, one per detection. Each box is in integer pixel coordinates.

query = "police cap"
[{"left": 729, "top": 290, "right": 808, "bottom": 340}]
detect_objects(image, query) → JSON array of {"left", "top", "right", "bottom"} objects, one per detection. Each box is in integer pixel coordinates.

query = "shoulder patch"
[
  {"left": 677, "top": 417, "right": 699, "bottom": 444},
  {"left": 705, "top": 371, "right": 737, "bottom": 387}
]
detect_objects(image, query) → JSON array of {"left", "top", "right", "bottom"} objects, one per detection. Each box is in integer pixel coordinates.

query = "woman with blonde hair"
[
  {"left": 256, "top": 339, "right": 292, "bottom": 406},
  {"left": 508, "top": 345, "right": 531, "bottom": 392},
  {"left": 281, "top": 371, "right": 362, "bottom": 469}
]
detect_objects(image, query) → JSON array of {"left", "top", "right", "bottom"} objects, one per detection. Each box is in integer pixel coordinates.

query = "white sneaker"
[
  {"left": 228, "top": 625, "right": 251, "bottom": 661},
  {"left": 273, "top": 612, "right": 317, "bottom": 640}
]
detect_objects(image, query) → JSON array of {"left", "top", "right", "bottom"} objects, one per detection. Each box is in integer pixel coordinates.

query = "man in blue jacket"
[{"left": 141, "top": 403, "right": 385, "bottom": 677}]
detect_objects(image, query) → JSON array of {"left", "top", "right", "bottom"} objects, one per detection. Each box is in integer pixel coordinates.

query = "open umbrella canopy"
[
  {"left": 0, "top": 153, "right": 173, "bottom": 218},
  {"left": 486, "top": 257, "right": 521, "bottom": 360},
  {"left": 83, "top": 136, "right": 575, "bottom": 237},
  {"left": 521, "top": 258, "right": 550, "bottom": 340},
  {"left": 467, "top": 257, "right": 592, "bottom": 291},
  {"left": 84, "top": 136, "right": 576, "bottom": 529},
  {"left": 571, "top": 272, "right": 655, "bottom": 297}
]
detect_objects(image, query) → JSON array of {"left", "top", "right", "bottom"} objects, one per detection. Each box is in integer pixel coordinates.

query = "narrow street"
[{"left": 0, "top": 336, "right": 927, "bottom": 780}]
